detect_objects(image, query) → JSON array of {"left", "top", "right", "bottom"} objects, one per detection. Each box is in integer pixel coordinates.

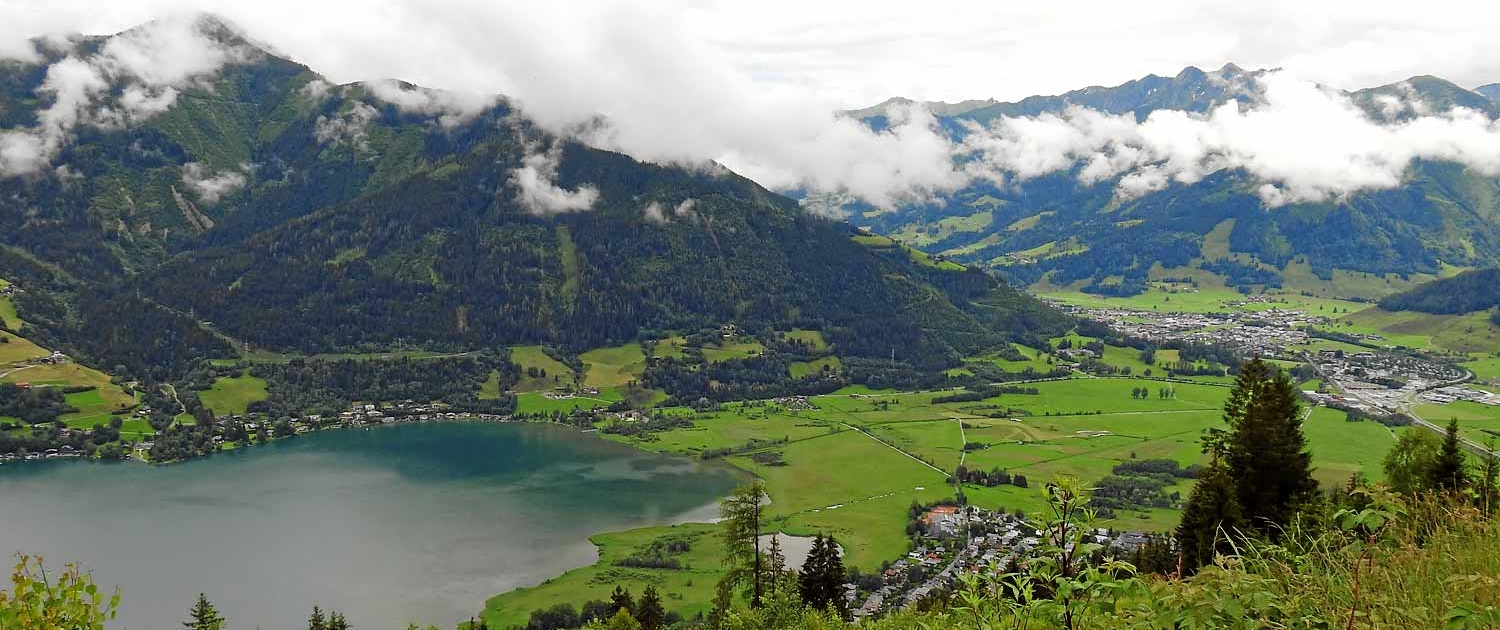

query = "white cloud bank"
[
  {"left": 958, "top": 72, "right": 1500, "bottom": 206},
  {"left": 0, "top": 14, "right": 250, "bottom": 176},
  {"left": 510, "top": 141, "right": 600, "bottom": 216},
  {"left": 5, "top": 4, "right": 1500, "bottom": 212},
  {"left": 180, "top": 161, "right": 247, "bottom": 203}
]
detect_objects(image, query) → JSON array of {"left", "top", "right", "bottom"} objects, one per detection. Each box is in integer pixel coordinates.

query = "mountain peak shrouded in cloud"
[
  {"left": 1475, "top": 83, "right": 1500, "bottom": 101},
  {"left": 7, "top": 13, "right": 1500, "bottom": 216}
]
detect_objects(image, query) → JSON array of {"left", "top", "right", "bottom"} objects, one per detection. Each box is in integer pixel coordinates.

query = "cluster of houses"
[
  {"left": 0, "top": 444, "right": 85, "bottom": 462},
  {"left": 851, "top": 505, "right": 1152, "bottom": 619},
  {"left": 1310, "top": 350, "right": 1469, "bottom": 412},
  {"left": 1049, "top": 302, "right": 1327, "bottom": 359},
  {"left": 1420, "top": 385, "right": 1500, "bottom": 407},
  {"left": 771, "top": 395, "right": 817, "bottom": 411}
]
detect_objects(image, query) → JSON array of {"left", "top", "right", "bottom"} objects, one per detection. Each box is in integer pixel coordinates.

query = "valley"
[{"left": 3, "top": 11, "right": 1500, "bottom": 630}]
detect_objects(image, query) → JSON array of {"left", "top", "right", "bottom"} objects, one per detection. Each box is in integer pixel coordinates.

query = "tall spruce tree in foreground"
[
  {"left": 309, "top": 606, "right": 326, "bottom": 630},
  {"left": 797, "top": 534, "right": 849, "bottom": 619},
  {"left": 717, "top": 481, "right": 769, "bottom": 609},
  {"left": 1177, "top": 358, "right": 1316, "bottom": 571},
  {"left": 633, "top": 586, "right": 665, "bottom": 630},
  {"left": 1174, "top": 458, "right": 1244, "bottom": 573},
  {"left": 1222, "top": 358, "right": 1318, "bottom": 535},
  {"left": 183, "top": 593, "right": 224, "bottom": 630},
  {"left": 1428, "top": 418, "right": 1470, "bottom": 493}
]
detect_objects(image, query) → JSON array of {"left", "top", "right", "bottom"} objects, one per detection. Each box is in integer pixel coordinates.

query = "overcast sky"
[
  {"left": 5, "top": 1, "right": 1500, "bottom": 208},
  {"left": 4, "top": 0, "right": 1499, "bottom": 108}
]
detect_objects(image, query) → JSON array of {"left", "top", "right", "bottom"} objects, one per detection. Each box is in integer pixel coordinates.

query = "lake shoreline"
[{"left": 1, "top": 420, "right": 745, "bottom": 630}]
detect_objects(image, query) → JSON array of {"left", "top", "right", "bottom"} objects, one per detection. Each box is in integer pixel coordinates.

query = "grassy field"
[
  {"left": 198, "top": 373, "right": 269, "bottom": 416},
  {"left": 699, "top": 340, "right": 766, "bottom": 364},
  {"left": 511, "top": 345, "right": 576, "bottom": 392},
  {"left": 481, "top": 523, "right": 728, "bottom": 629},
  {"left": 0, "top": 279, "right": 19, "bottom": 329},
  {"left": 0, "top": 330, "right": 48, "bottom": 364},
  {"left": 515, "top": 388, "right": 626, "bottom": 414},
  {"left": 1339, "top": 308, "right": 1500, "bottom": 354},
  {"left": 1414, "top": 401, "right": 1500, "bottom": 447},
  {"left": 782, "top": 329, "right": 828, "bottom": 351},
  {"left": 579, "top": 344, "right": 648, "bottom": 388},
  {"left": 788, "top": 356, "right": 840, "bottom": 378},
  {"left": 3, "top": 361, "right": 135, "bottom": 424}
]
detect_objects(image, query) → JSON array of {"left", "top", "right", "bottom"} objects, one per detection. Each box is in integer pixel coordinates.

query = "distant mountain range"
[
  {"left": 846, "top": 65, "right": 1500, "bottom": 301},
  {"left": 0, "top": 15, "right": 1065, "bottom": 377}
]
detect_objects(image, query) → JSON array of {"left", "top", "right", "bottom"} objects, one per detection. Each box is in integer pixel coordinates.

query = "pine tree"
[
  {"left": 1428, "top": 418, "right": 1470, "bottom": 493},
  {"left": 328, "top": 611, "right": 350, "bottom": 630},
  {"left": 766, "top": 534, "right": 790, "bottom": 591},
  {"left": 1175, "top": 459, "right": 1244, "bottom": 573},
  {"left": 634, "top": 586, "right": 665, "bottom": 630},
  {"left": 184, "top": 593, "right": 224, "bottom": 630},
  {"left": 797, "top": 534, "right": 849, "bottom": 619},
  {"left": 309, "top": 606, "right": 327, "bottom": 630},
  {"left": 609, "top": 586, "right": 634, "bottom": 616},
  {"left": 798, "top": 534, "right": 827, "bottom": 608},
  {"left": 1476, "top": 439, "right": 1499, "bottom": 514},
  {"left": 1223, "top": 358, "right": 1318, "bottom": 535}
]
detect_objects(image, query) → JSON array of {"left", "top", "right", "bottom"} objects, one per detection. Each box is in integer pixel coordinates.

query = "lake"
[{"left": 0, "top": 422, "right": 743, "bottom": 629}]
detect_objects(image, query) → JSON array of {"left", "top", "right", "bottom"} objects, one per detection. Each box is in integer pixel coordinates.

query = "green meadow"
[
  {"left": 198, "top": 373, "right": 269, "bottom": 416},
  {"left": 482, "top": 523, "right": 728, "bottom": 630}
]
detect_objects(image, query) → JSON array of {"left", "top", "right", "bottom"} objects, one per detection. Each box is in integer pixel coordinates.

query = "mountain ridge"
[{"left": 0, "top": 15, "right": 1068, "bottom": 379}]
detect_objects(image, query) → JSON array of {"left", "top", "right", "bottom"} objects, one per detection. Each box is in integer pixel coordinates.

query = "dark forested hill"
[
  {"left": 0, "top": 14, "right": 1066, "bottom": 378},
  {"left": 1378, "top": 268, "right": 1500, "bottom": 314}
]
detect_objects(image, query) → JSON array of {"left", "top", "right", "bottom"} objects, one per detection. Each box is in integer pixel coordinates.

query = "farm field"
[
  {"left": 0, "top": 329, "right": 48, "bottom": 364},
  {"left": 3, "top": 361, "right": 135, "bottom": 425},
  {"left": 481, "top": 522, "right": 727, "bottom": 630},
  {"left": 1414, "top": 401, "right": 1500, "bottom": 446},
  {"left": 579, "top": 344, "right": 648, "bottom": 388},
  {"left": 511, "top": 345, "right": 575, "bottom": 392},
  {"left": 0, "top": 278, "right": 19, "bottom": 329},
  {"left": 599, "top": 376, "right": 1396, "bottom": 575},
  {"left": 198, "top": 373, "right": 269, "bottom": 417}
]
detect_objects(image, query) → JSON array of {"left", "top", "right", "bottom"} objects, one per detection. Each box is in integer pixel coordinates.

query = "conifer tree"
[
  {"left": 797, "top": 534, "right": 849, "bottom": 619},
  {"left": 1428, "top": 418, "right": 1470, "bottom": 493},
  {"left": 1223, "top": 358, "right": 1318, "bottom": 534},
  {"left": 328, "top": 611, "right": 350, "bottom": 630},
  {"left": 309, "top": 606, "right": 327, "bottom": 630},
  {"left": 608, "top": 586, "right": 634, "bottom": 616},
  {"left": 633, "top": 586, "right": 665, "bottom": 630},
  {"left": 1175, "top": 459, "right": 1245, "bottom": 573},
  {"left": 1476, "top": 439, "right": 1499, "bottom": 514},
  {"left": 184, "top": 593, "right": 224, "bottom": 630},
  {"left": 718, "top": 481, "right": 769, "bottom": 608}
]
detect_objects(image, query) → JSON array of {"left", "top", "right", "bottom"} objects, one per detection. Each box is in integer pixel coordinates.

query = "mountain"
[
  {"left": 1475, "top": 83, "right": 1500, "bottom": 101},
  {"left": 1378, "top": 268, "right": 1500, "bottom": 314},
  {"left": 850, "top": 66, "right": 1500, "bottom": 300},
  {"left": 0, "top": 15, "right": 1066, "bottom": 378}
]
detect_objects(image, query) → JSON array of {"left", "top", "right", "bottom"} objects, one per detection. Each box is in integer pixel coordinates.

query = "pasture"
[
  {"left": 482, "top": 522, "right": 728, "bottom": 630},
  {"left": 198, "top": 373, "right": 269, "bottom": 417}
]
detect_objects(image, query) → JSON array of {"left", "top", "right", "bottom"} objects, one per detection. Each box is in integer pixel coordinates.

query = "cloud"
[
  {"left": 510, "top": 141, "right": 599, "bottom": 215},
  {"left": 314, "top": 100, "right": 379, "bottom": 150},
  {"left": 642, "top": 198, "right": 697, "bottom": 224},
  {"left": 0, "top": 13, "right": 250, "bottom": 177},
  {"left": 180, "top": 161, "right": 247, "bottom": 203},
  {"left": 365, "top": 79, "right": 497, "bottom": 128},
  {"left": 957, "top": 71, "right": 1500, "bottom": 206}
]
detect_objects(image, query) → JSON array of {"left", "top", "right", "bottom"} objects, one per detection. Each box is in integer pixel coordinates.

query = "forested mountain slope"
[
  {"left": 0, "top": 15, "right": 1066, "bottom": 378},
  {"left": 1378, "top": 268, "right": 1500, "bottom": 314}
]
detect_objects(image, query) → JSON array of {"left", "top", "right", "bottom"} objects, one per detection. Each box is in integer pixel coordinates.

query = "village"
[
  {"left": 849, "top": 505, "right": 1153, "bottom": 619},
  {"left": 1048, "top": 300, "right": 1322, "bottom": 359}
]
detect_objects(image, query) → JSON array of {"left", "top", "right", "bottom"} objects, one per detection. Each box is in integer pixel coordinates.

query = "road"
[{"left": 1306, "top": 353, "right": 1496, "bottom": 459}]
